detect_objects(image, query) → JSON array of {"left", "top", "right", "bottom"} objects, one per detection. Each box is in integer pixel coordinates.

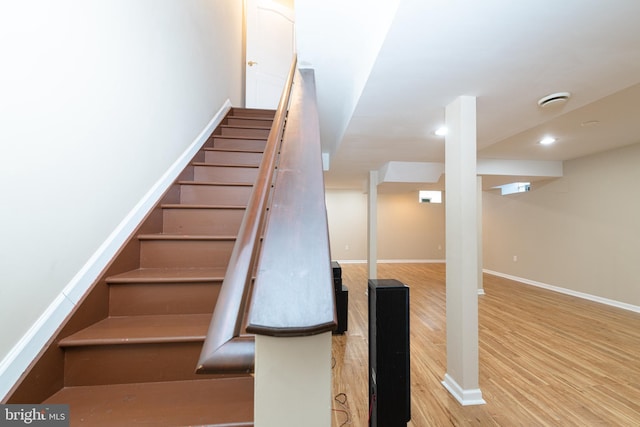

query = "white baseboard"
[
  {"left": 379, "top": 259, "right": 446, "bottom": 264},
  {"left": 442, "top": 373, "right": 486, "bottom": 406},
  {"left": 0, "top": 100, "right": 232, "bottom": 401},
  {"left": 0, "top": 294, "right": 74, "bottom": 402},
  {"left": 333, "top": 259, "right": 446, "bottom": 264},
  {"left": 483, "top": 269, "right": 640, "bottom": 314}
]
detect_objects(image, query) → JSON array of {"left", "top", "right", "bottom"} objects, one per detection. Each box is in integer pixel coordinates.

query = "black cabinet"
[
  {"left": 332, "top": 261, "right": 348, "bottom": 334},
  {"left": 368, "top": 279, "right": 411, "bottom": 427},
  {"left": 335, "top": 284, "right": 348, "bottom": 334}
]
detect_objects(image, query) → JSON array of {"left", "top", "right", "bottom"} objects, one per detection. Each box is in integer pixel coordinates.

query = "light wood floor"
[{"left": 331, "top": 263, "right": 640, "bottom": 426}]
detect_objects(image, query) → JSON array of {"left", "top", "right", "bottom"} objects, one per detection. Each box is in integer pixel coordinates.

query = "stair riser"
[
  {"left": 194, "top": 165, "right": 259, "bottom": 184},
  {"left": 232, "top": 108, "right": 275, "bottom": 118},
  {"left": 164, "top": 208, "right": 246, "bottom": 235},
  {"left": 221, "top": 127, "right": 270, "bottom": 139},
  {"left": 63, "top": 342, "right": 226, "bottom": 386},
  {"left": 180, "top": 184, "right": 253, "bottom": 205},
  {"left": 227, "top": 117, "right": 273, "bottom": 127},
  {"left": 109, "top": 282, "right": 221, "bottom": 316},
  {"left": 43, "top": 377, "right": 254, "bottom": 426},
  {"left": 209, "top": 137, "right": 267, "bottom": 151},
  {"left": 140, "top": 240, "right": 234, "bottom": 268},
  {"left": 204, "top": 150, "right": 263, "bottom": 166}
]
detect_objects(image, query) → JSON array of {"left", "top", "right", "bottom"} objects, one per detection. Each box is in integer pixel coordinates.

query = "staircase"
[{"left": 41, "top": 108, "right": 275, "bottom": 426}]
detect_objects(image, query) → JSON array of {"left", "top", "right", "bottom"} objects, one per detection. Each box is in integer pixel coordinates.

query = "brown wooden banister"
[
  {"left": 196, "top": 57, "right": 297, "bottom": 374},
  {"left": 245, "top": 68, "right": 337, "bottom": 337}
]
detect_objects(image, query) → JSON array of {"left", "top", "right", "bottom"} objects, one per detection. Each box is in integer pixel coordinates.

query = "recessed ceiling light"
[
  {"left": 435, "top": 126, "right": 448, "bottom": 136},
  {"left": 538, "top": 92, "right": 571, "bottom": 108},
  {"left": 581, "top": 120, "right": 600, "bottom": 127},
  {"left": 539, "top": 136, "right": 556, "bottom": 145}
]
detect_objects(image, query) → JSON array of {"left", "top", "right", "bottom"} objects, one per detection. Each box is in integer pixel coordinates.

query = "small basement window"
[
  {"left": 418, "top": 190, "right": 442, "bottom": 203},
  {"left": 494, "top": 182, "right": 531, "bottom": 196}
]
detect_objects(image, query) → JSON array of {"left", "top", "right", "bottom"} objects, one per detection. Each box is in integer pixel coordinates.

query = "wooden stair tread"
[
  {"left": 178, "top": 180, "right": 253, "bottom": 187},
  {"left": 43, "top": 378, "right": 253, "bottom": 426},
  {"left": 138, "top": 234, "right": 236, "bottom": 241},
  {"left": 193, "top": 162, "right": 260, "bottom": 168},
  {"left": 203, "top": 147, "right": 264, "bottom": 153},
  {"left": 107, "top": 267, "right": 227, "bottom": 284},
  {"left": 229, "top": 114, "right": 273, "bottom": 120},
  {"left": 220, "top": 124, "right": 271, "bottom": 130},
  {"left": 59, "top": 314, "right": 211, "bottom": 347},
  {"left": 161, "top": 204, "right": 246, "bottom": 210},
  {"left": 211, "top": 135, "right": 267, "bottom": 141}
]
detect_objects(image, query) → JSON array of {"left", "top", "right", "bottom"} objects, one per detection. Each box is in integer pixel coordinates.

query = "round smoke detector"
[{"left": 537, "top": 92, "right": 571, "bottom": 108}]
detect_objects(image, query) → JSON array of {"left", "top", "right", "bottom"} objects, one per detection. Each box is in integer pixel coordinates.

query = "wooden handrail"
[
  {"left": 246, "top": 68, "right": 337, "bottom": 337},
  {"left": 196, "top": 56, "right": 297, "bottom": 374}
]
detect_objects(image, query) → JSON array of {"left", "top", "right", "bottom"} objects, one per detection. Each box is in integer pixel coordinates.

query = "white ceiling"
[{"left": 295, "top": 0, "right": 640, "bottom": 192}]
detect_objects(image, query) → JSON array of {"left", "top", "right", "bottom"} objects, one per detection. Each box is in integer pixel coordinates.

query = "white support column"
[
  {"left": 442, "top": 96, "right": 485, "bottom": 406},
  {"left": 367, "top": 170, "right": 378, "bottom": 279},
  {"left": 254, "top": 332, "right": 333, "bottom": 427},
  {"left": 477, "top": 176, "right": 485, "bottom": 295}
]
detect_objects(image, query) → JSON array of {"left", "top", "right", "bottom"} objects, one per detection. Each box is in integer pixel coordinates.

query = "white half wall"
[
  {"left": 0, "top": 0, "right": 243, "bottom": 398},
  {"left": 254, "top": 333, "right": 332, "bottom": 427}
]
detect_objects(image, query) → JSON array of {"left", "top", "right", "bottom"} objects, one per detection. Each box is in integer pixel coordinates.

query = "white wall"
[
  {"left": 326, "top": 189, "right": 446, "bottom": 261},
  {"left": 483, "top": 142, "right": 640, "bottom": 306},
  {"left": 325, "top": 190, "right": 369, "bottom": 260},
  {"left": 0, "top": 0, "right": 243, "bottom": 369}
]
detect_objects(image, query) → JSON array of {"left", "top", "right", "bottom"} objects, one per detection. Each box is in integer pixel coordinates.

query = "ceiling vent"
[{"left": 537, "top": 92, "right": 571, "bottom": 108}]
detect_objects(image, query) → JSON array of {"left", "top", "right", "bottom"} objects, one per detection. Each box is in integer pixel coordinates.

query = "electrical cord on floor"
[
  {"left": 331, "top": 356, "right": 352, "bottom": 426},
  {"left": 333, "top": 392, "right": 351, "bottom": 426}
]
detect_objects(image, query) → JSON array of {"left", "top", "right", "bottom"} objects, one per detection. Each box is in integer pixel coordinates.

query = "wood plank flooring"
[{"left": 331, "top": 263, "right": 640, "bottom": 426}]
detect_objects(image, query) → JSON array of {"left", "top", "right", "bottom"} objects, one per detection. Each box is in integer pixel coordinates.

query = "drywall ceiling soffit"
[
  {"left": 378, "top": 161, "right": 444, "bottom": 184},
  {"left": 477, "top": 159, "right": 562, "bottom": 178},
  {"left": 295, "top": 0, "right": 401, "bottom": 160},
  {"left": 353, "top": 158, "right": 562, "bottom": 193}
]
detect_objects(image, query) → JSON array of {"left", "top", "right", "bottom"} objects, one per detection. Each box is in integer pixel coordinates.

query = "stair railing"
[
  {"left": 246, "top": 67, "right": 336, "bottom": 426},
  {"left": 244, "top": 67, "right": 336, "bottom": 338},
  {"left": 197, "top": 59, "right": 336, "bottom": 412},
  {"left": 198, "top": 58, "right": 335, "bottom": 425},
  {"left": 196, "top": 56, "right": 298, "bottom": 373}
]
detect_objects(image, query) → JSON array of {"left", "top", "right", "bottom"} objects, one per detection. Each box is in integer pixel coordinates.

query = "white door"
[{"left": 245, "top": 0, "right": 295, "bottom": 109}]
